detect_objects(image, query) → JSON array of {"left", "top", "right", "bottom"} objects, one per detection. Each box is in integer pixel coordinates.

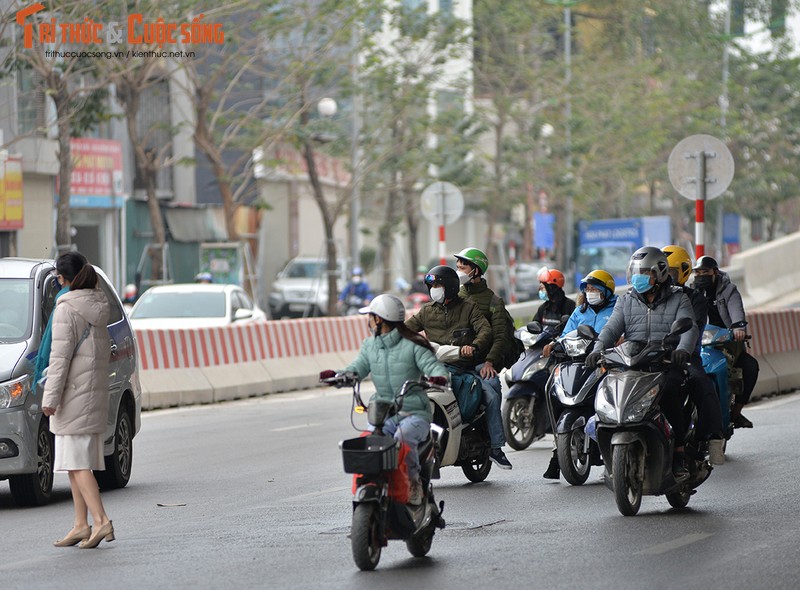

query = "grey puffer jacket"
[
  {"left": 597, "top": 285, "right": 698, "bottom": 354},
  {"left": 689, "top": 270, "right": 747, "bottom": 328},
  {"left": 42, "top": 288, "right": 111, "bottom": 435}
]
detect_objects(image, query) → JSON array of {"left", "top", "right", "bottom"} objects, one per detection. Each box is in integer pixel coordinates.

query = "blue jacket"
[
  {"left": 344, "top": 328, "right": 447, "bottom": 422},
  {"left": 562, "top": 294, "right": 618, "bottom": 335},
  {"left": 339, "top": 281, "right": 372, "bottom": 302}
]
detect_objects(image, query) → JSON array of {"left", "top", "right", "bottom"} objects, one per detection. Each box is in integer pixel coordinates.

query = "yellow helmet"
[
  {"left": 580, "top": 269, "right": 615, "bottom": 293},
  {"left": 663, "top": 245, "right": 692, "bottom": 285}
]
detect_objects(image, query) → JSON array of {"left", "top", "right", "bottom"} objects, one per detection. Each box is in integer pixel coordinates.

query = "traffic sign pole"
[
  {"left": 695, "top": 150, "right": 707, "bottom": 258},
  {"left": 439, "top": 184, "right": 447, "bottom": 264}
]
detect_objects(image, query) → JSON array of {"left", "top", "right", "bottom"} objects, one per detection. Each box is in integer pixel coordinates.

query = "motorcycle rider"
[
  {"left": 585, "top": 247, "right": 698, "bottom": 479},
  {"left": 410, "top": 265, "right": 430, "bottom": 295},
  {"left": 339, "top": 266, "right": 373, "bottom": 306},
  {"left": 454, "top": 247, "right": 516, "bottom": 469},
  {"left": 663, "top": 246, "right": 726, "bottom": 465},
  {"left": 533, "top": 267, "right": 576, "bottom": 328},
  {"left": 322, "top": 294, "right": 448, "bottom": 505},
  {"left": 690, "top": 255, "right": 759, "bottom": 429},
  {"left": 541, "top": 269, "right": 618, "bottom": 480},
  {"left": 405, "top": 265, "right": 513, "bottom": 469}
]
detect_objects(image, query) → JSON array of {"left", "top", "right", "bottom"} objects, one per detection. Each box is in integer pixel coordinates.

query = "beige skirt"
[{"left": 54, "top": 434, "right": 105, "bottom": 472}]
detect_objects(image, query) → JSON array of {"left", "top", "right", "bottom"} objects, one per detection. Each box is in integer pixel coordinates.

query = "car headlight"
[{"left": 0, "top": 376, "right": 32, "bottom": 409}]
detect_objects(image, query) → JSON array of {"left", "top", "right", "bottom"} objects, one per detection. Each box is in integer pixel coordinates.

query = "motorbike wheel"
[
  {"left": 502, "top": 398, "right": 536, "bottom": 451},
  {"left": 351, "top": 504, "right": 382, "bottom": 571},
  {"left": 406, "top": 524, "right": 435, "bottom": 558},
  {"left": 612, "top": 444, "right": 643, "bottom": 516},
  {"left": 557, "top": 431, "right": 591, "bottom": 486},
  {"left": 461, "top": 451, "right": 492, "bottom": 483},
  {"left": 666, "top": 490, "right": 692, "bottom": 509}
]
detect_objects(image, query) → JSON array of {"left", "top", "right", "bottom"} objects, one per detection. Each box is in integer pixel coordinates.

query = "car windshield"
[
  {"left": 284, "top": 261, "right": 326, "bottom": 279},
  {"left": 0, "top": 279, "right": 32, "bottom": 341},
  {"left": 131, "top": 291, "right": 226, "bottom": 319}
]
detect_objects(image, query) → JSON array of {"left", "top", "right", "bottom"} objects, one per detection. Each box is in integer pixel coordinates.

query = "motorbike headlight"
[
  {"left": 621, "top": 385, "right": 660, "bottom": 423},
  {"left": 595, "top": 382, "right": 618, "bottom": 423},
  {"left": 521, "top": 357, "right": 548, "bottom": 381},
  {"left": 561, "top": 337, "right": 588, "bottom": 357},
  {"left": 701, "top": 330, "right": 714, "bottom": 346},
  {"left": 0, "top": 376, "right": 32, "bottom": 409}
]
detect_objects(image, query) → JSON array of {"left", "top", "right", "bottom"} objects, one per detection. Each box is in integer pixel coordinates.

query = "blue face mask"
[
  {"left": 631, "top": 273, "right": 653, "bottom": 294},
  {"left": 538, "top": 290, "right": 548, "bottom": 301}
]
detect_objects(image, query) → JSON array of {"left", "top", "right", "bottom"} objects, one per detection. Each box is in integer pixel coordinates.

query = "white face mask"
[
  {"left": 585, "top": 291, "right": 603, "bottom": 306},
  {"left": 456, "top": 270, "right": 471, "bottom": 285},
  {"left": 429, "top": 286, "right": 445, "bottom": 303}
]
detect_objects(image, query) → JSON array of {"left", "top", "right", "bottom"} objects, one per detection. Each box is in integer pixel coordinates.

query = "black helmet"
[
  {"left": 692, "top": 255, "right": 718, "bottom": 272},
  {"left": 424, "top": 265, "right": 460, "bottom": 300}
]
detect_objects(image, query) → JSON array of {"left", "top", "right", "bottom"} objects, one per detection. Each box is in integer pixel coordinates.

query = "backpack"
[
  {"left": 490, "top": 295, "right": 525, "bottom": 370},
  {"left": 445, "top": 366, "right": 482, "bottom": 421}
]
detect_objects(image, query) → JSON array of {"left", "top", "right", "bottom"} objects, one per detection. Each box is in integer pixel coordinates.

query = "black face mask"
[{"left": 694, "top": 275, "right": 714, "bottom": 290}]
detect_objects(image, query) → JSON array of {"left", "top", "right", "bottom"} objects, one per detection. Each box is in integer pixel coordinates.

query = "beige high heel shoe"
[
  {"left": 78, "top": 521, "right": 115, "bottom": 549},
  {"left": 53, "top": 526, "right": 91, "bottom": 547}
]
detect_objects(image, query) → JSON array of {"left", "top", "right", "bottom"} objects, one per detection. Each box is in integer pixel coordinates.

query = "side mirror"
[
  {"left": 577, "top": 324, "right": 598, "bottom": 340},
  {"left": 233, "top": 308, "right": 253, "bottom": 322},
  {"left": 526, "top": 321, "right": 543, "bottom": 335}
]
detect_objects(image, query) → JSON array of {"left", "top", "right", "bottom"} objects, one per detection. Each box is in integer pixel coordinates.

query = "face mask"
[
  {"left": 631, "top": 274, "right": 653, "bottom": 294},
  {"left": 538, "top": 290, "right": 548, "bottom": 301},
  {"left": 456, "top": 270, "right": 471, "bottom": 285},
  {"left": 352, "top": 276, "right": 362, "bottom": 284},
  {"left": 585, "top": 291, "right": 603, "bottom": 306},
  {"left": 694, "top": 275, "right": 714, "bottom": 290},
  {"left": 430, "top": 286, "right": 445, "bottom": 303}
]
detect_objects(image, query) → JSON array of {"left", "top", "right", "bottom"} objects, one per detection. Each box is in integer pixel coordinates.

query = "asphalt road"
[{"left": 1, "top": 387, "right": 799, "bottom": 590}]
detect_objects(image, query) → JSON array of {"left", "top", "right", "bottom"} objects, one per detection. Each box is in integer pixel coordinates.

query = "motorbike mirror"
[
  {"left": 526, "top": 321, "right": 543, "bottom": 334},
  {"left": 669, "top": 317, "right": 694, "bottom": 336},
  {"left": 577, "top": 324, "right": 598, "bottom": 340}
]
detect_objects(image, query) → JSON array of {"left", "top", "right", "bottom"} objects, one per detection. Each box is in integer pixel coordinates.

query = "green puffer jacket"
[
  {"left": 344, "top": 328, "right": 447, "bottom": 422},
  {"left": 459, "top": 279, "right": 507, "bottom": 367},
  {"left": 405, "top": 297, "right": 492, "bottom": 369}
]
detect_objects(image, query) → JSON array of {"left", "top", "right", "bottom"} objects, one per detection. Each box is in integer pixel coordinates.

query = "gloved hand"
[
  {"left": 584, "top": 351, "right": 602, "bottom": 369},
  {"left": 671, "top": 349, "right": 690, "bottom": 365},
  {"left": 319, "top": 370, "right": 336, "bottom": 382},
  {"left": 427, "top": 375, "right": 448, "bottom": 386}
]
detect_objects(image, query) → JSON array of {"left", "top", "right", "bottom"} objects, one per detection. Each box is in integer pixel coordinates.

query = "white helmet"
[{"left": 359, "top": 294, "right": 405, "bottom": 322}]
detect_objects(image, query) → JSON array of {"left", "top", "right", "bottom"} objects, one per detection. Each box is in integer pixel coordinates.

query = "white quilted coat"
[{"left": 42, "top": 288, "right": 110, "bottom": 435}]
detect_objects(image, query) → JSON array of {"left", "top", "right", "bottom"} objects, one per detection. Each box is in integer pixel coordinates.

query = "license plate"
[{"left": 289, "top": 303, "right": 311, "bottom": 312}]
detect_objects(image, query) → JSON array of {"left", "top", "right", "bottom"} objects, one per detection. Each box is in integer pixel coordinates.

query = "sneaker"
[
  {"left": 490, "top": 448, "right": 513, "bottom": 470},
  {"left": 708, "top": 438, "right": 725, "bottom": 465},
  {"left": 732, "top": 414, "right": 753, "bottom": 429},
  {"left": 542, "top": 453, "right": 560, "bottom": 480},
  {"left": 408, "top": 479, "right": 424, "bottom": 505},
  {"left": 672, "top": 454, "right": 689, "bottom": 479}
]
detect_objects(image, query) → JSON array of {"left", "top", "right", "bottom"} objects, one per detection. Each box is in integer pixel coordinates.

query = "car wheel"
[
  {"left": 9, "top": 418, "right": 54, "bottom": 506},
  {"left": 95, "top": 404, "right": 133, "bottom": 490}
]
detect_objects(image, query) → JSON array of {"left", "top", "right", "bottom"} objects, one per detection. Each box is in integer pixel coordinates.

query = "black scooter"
[{"left": 324, "top": 373, "right": 445, "bottom": 570}]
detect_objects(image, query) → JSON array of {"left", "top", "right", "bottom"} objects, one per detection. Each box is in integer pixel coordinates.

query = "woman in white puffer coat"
[{"left": 43, "top": 251, "right": 115, "bottom": 549}]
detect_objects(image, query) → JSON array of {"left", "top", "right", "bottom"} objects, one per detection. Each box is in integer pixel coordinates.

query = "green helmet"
[{"left": 454, "top": 247, "right": 489, "bottom": 274}]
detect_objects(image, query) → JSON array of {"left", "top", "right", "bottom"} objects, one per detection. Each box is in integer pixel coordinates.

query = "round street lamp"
[{"left": 317, "top": 97, "right": 338, "bottom": 118}]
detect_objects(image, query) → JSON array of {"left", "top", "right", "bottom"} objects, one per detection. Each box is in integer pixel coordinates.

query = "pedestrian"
[{"left": 43, "top": 251, "right": 116, "bottom": 549}]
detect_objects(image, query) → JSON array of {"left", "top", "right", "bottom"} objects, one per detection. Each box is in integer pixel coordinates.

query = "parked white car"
[
  {"left": 129, "top": 283, "right": 266, "bottom": 330},
  {"left": 268, "top": 257, "right": 346, "bottom": 318}
]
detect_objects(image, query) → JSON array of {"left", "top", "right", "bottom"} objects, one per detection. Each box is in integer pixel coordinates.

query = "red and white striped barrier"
[{"left": 747, "top": 309, "right": 800, "bottom": 357}]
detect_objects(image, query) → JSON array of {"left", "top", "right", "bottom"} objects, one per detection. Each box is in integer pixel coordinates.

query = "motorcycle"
[
  {"left": 405, "top": 292, "right": 431, "bottom": 314},
  {"left": 340, "top": 294, "right": 367, "bottom": 316},
  {"left": 588, "top": 318, "right": 713, "bottom": 516},
  {"left": 701, "top": 323, "right": 748, "bottom": 440},
  {"left": 545, "top": 329, "right": 605, "bottom": 485},
  {"left": 501, "top": 319, "right": 566, "bottom": 450},
  {"left": 325, "top": 373, "right": 445, "bottom": 571},
  {"left": 429, "top": 344, "right": 495, "bottom": 482}
]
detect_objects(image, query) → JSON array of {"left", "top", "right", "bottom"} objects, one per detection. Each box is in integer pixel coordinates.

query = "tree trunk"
[
  {"left": 53, "top": 79, "right": 72, "bottom": 255},
  {"left": 405, "top": 186, "right": 420, "bottom": 276}
]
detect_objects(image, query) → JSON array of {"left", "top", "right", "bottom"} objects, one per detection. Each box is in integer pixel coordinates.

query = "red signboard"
[{"left": 70, "top": 138, "right": 123, "bottom": 196}]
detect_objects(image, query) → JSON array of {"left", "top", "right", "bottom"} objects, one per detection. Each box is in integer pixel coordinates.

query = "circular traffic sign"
[
  {"left": 667, "top": 134, "right": 735, "bottom": 200},
  {"left": 420, "top": 181, "right": 464, "bottom": 225}
]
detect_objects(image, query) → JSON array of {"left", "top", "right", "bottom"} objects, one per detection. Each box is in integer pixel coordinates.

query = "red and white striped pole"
[
  {"left": 695, "top": 150, "right": 706, "bottom": 259},
  {"left": 438, "top": 224, "right": 446, "bottom": 265}
]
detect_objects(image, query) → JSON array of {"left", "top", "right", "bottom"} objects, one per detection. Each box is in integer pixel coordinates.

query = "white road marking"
[
  {"left": 281, "top": 486, "right": 350, "bottom": 502},
  {"left": 639, "top": 533, "right": 714, "bottom": 555},
  {"left": 271, "top": 422, "right": 321, "bottom": 432}
]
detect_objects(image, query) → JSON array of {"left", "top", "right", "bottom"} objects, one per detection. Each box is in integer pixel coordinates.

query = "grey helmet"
[
  {"left": 358, "top": 293, "right": 405, "bottom": 322},
  {"left": 627, "top": 246, "right": 670, "bottom": 285}
]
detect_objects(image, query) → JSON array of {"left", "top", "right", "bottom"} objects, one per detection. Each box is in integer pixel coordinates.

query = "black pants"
[
  {"left": 687, "top": 360, "right": 724, "bottom": 440},
  {"left": 660, "top": 370, "right": 689, "bottom": 447},
  {"left": 735, "top": 350, "right": 759, "bottom": 405}
]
